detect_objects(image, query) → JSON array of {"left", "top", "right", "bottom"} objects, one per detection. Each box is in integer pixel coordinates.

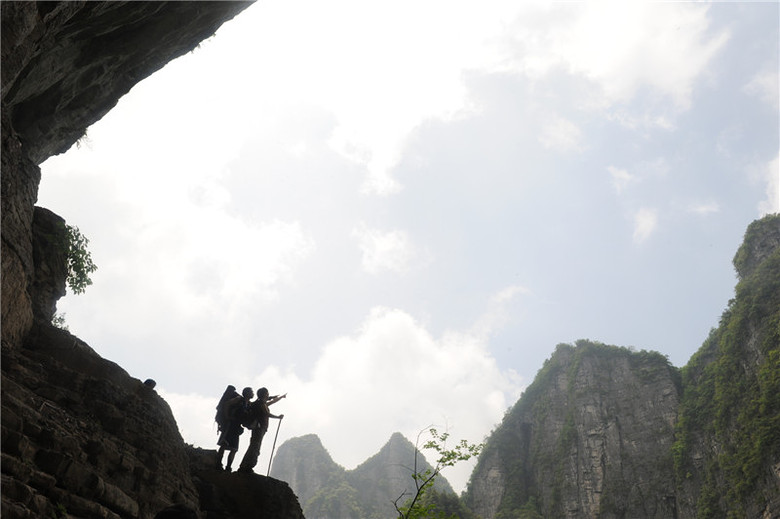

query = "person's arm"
[
  {"left": 270, "top": 413, "right": 284, "bottom": 420},
  {"left": 268, "top": 393, "right": 287, "bottom": 406}
]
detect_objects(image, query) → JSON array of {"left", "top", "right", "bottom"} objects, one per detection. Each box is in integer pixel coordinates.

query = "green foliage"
[
  {"left": 673, "top": 216, "right": 780, "bottom": 514},
  {"left": 496, "top": 496, "right": 543, "bottom": 519},
  {"left": 467, "top": 339, "right": 678, "bottom": 517},
  {"left": 51, "top": 503, "right": 67, "bottom": 519},
  {"left": 414, "top": 488, "right": 477, "bottom": 519},
  {"left": 517, "top": 496, "right": 544, "bottom": 518},
  {"left": 75, "top": 129, "right": 91, "bottom": 150},
  {"left": 395, "top": 428, "right": 483, "bottom": 519},
  {"left": 61, "top": 224, "right": 97, "bottom": 294},
  {"left": 306, "top": 479, "right": 362, "bottom": 519},
  {"left": 732, "top": 214, "right": 780, "bottom": 280},
  {"left": 695, "top": 466, "right": 723, "bottom": 519},
  {"left": 51, "top": 312, "right": 69, "bottom": 331}
]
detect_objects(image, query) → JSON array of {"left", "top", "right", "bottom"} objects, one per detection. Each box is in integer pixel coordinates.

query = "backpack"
[
  {"left": 240, "top": 400, "right": 259, "bottom": 429},
  {"left": 215, "top": 386, "right": 239, "bottom": 431}
]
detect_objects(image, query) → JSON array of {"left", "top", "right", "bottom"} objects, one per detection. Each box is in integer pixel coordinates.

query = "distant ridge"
[{"left": 271, "top": 431, "right": 455, "bottom": 519}]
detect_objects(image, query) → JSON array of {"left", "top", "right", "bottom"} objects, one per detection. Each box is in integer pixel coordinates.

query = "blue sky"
[{"left": 38, "top": 1, "right": 778, "bottom": 492}]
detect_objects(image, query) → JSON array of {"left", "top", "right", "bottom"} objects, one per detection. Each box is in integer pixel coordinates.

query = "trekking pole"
[{"left": 267, "top": 416, "right": 283, "bottom": 477}]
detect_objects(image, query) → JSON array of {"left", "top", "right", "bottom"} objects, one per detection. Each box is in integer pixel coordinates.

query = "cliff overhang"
[{"left": 1, "top": 3, "right": 304, "bottom": 518}]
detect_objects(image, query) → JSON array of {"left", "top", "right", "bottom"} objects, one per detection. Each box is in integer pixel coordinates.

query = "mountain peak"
[{"left": 273, "top": 432, "right": 455, "bottom": 518}]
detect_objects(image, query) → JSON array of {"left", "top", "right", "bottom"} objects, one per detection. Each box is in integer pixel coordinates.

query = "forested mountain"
[
  {"left": 672, "top": 214, "right": 780, "bottom": 517},
  {"left": 271, "top": 432, "right": 457, "bottom": 518},
  {"left": 271, "top": 215, "right": 779, "bottom": 519},
  {"left": 465, "top": 341, "right": 681, "bottom": 518},
  {"left": 463, "top": 214, "right": 780, "bottom": 518}
]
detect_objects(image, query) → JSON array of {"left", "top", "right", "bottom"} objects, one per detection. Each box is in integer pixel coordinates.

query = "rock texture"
[
  {"left": 271, "top": 435, "right": 343, "bottom": 512},
  {"left": 271, "top": 432, "right": 455, "bottom": 519},
  {"left": 2, "top": 325, "right": 200, "bottom": 518},
  {"left": 30, "top": 207, "right": 68, "bottom": 323},
  {"left": 1, "top": 2, "right": 303, "bottom": 518},
  {"left": 189, "top": 448, "right": 305, "bottom": 519},
  {"left": 2, "top": 1, "right": 251, "bottom": 165},
  {"left": 464, "top": 214, "right": 780, "bottom": 519},
  {"left": 1, "top": 0, "right": 251, "bottom": 350},
  {"left": 673, "top": 214, "right": 780, "bottom": 519},
  {"left": 465, "top": 342, "right": 681, "bottom": 519}
]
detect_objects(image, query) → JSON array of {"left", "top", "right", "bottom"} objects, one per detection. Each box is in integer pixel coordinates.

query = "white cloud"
[
  {"left": 759, "top": 154, "right": 780, "bottom": 216},
  {"left": 223, "top": 0, "right": 525, "bottom": 197},
  {"left": 136, "top": 0, "right": 728, "bottom": 205},
  {"left": 608, "top": 165, "right": 634, "bottom": 194},
  {"left": 743, "top": 66, "right": 780, "bottom": 111},
  {"left": 163, "top": 306, "right": 524, "bottom": 493},
  {"left": 716, "top": 124, "right": 745, "bottom": 159},
  {"left": 212, "top": 1, "right": 726, "bottom": 199},
  {"left": 606, "top": 110, "right": 676, "bottom": 132},
  {"left": 539, "top": 115, "right": 583, "bottom": 152},
  {"left": 687, "top": 201, "right": 721, "bottom": 216},
  {"left": 41, "top": 106, "right": 318, "bottom": 314},
  {"left": 549, "top": 2, "right": 727, "bottom": 111},
  {"left": 633, "top": 207, "right": 658, "bottom": 243},
  {"left": 353, "top": 224, "right": 427, "bottom": 275},
  {"left": 471, "top": 285, "right": 530, "bottom": 340}
]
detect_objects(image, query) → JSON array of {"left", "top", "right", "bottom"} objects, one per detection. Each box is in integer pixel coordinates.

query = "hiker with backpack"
[
  {"left": 237, "top": 387, "right": 286, "bottom": 473},
  {"left": 215, "top": 385, "right": 240, "bottom": 434},
  {"left": 216, "top": 386, "right": 254, "bottom": 472}
]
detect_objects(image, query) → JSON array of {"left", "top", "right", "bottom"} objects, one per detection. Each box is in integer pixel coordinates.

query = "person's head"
[
  {"left": 226, "top": 385, "right": 236, "bottom": 392},
  {"left": 242, "top": 387, "right": 254, "bottom": 399},
  {"left": 257, "top": 387, "right": 269, "bottom": 400}
]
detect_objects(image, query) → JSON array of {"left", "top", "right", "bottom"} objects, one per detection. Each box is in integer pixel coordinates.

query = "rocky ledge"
[{"left": 2, "top": 2, "right": 305, "bottom": 518}]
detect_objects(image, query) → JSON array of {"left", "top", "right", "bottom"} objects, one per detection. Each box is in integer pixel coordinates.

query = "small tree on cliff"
[
  {"left": 394, "top": 427, "right": 483, "bottom": 519},
  {"left": 56, "top": 223, "right": 97, "bottom": 295}
]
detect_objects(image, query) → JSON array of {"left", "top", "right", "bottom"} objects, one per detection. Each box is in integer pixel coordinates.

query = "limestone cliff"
[
  {"left": 464, "top": 214, "right": 780, "bottom": 519},
  {"left": 2, "top": 0, "right": 252, "bottom": 350},
  {"left": 465, "top": 341, "right": 681, "bottom": 518},
  {"left": 673, "top": 214, "right": 780, "bottom": 518},
  {"left": 271, "top": 432, "right": 456, "bottom": 519},
  {"left": 2, "top": 2, "right": 305, "bottom": 518}
]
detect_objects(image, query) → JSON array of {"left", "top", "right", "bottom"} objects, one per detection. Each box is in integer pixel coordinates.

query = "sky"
[{"left": 38, "top": 1, "right": 778, "bottom": 493}]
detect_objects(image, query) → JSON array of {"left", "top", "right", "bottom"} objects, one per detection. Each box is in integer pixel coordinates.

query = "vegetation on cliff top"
[
  {"left": 465, "top": 339, "right": 678, "bottom": 518},
  {"left": 673, "top": 214, "right": 780, "bottom": 518}
]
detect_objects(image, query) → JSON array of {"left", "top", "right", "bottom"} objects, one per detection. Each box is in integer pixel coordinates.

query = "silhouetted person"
[
  {"left": 237, "top": 387, "right": 285, "bottom": 473},
  {"left": 217, "top": 386, "right": 253, "bottom": 472},
  {"left": 215, "top": 384, "right": 240, "bottom": 434}
]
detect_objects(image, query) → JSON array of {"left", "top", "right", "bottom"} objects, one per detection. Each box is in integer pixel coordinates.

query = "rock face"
[
  {"left": 2, "top": 325, "right": 201, "bottom": 518},
  {"left": 465, "top": 341, "right": 681, "bottom": 519},
  {"left": 2, "top": 1, "right": 252, "bottom": 165},
  {"left": 2, "top": 2, "right": 303, "bottom": 518},
  {"left": 732, "top": 215, "right": 780, "bottom": 281},
  {"left": 464, "top": 214, "right": 780, "bottom": 519},
  {"left": 188, "top": 448, "right": 305, "bottom": 519},
  {"left": 673, "top": 214, "right": 780, "bottom": 519},
  {"left": 271, "top": 432, "right": 455, "bottom": 519},
  {"left": 271, "top": 434, "right": 344, "bottom": 512},
  {"left": 1, "top": 0, "right": 252, "bottom": 350},
  {"left": 29, "top": 207, "right": 68, "bottom": 323}
]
